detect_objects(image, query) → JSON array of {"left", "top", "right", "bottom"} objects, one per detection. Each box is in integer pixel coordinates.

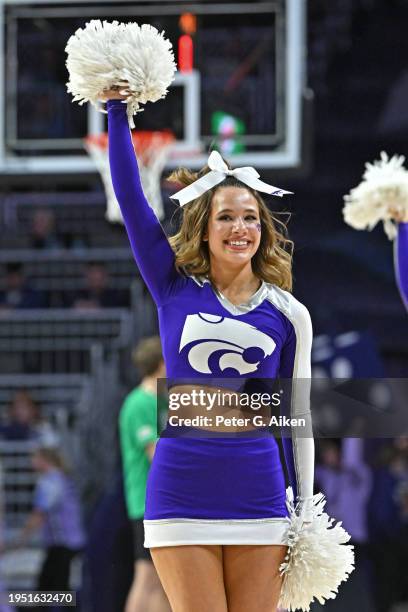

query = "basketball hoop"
[{"left": 85, "top": 131, "right": 175, "bottom": 223}]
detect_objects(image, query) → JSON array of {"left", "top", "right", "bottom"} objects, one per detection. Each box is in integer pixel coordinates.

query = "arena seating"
[
  {"left": 0, "top": 191, "right": 122, "bottom": 248},
  {"left": 0, "top": 375, "right": 91, "bottom": 525},
  {"left": 0, "top": 248, "right": 135, "bottom": 292},
  {"left": 0, "top": 308, "right": 133, "bottom": 374}
]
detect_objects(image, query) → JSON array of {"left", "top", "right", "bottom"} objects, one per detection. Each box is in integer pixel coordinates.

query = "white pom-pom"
[
  {"left": 65, "top": 20, "right": 176, "bottom": 127},
  {"left": 278, "top": 488, "right": 355, "bottom": 612},
  {"left": 343, "top": 151, "right": 408, "bottom": 239}
]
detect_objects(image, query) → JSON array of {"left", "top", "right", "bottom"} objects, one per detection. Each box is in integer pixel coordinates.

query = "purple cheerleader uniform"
[
  {"left": 396, "top": 222, "right": 408, "bottom": 308},
  {"left": 107, "top": 100, "right": 314, "bottom": 547}
]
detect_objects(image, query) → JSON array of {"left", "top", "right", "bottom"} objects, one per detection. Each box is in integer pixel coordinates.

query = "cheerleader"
[{"left": 96, "top": 83, "right": 354, "bottom": 612}]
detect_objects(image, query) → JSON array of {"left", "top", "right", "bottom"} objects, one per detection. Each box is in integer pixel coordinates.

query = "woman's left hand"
[{"left": 388, "top": 206, "right": 408, "bottom": 222}]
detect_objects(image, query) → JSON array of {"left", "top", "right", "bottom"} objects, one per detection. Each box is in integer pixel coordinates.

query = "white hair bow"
[{"left": 170, "top": 150, "right": 293, "bottom": 206}]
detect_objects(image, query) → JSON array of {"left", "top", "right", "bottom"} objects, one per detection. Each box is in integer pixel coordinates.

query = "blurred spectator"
[
  {"left": 12, "top": 448, "right": 85, "bottom": 609},
  {"left": 30, "top": 208, "right": 63, "bottom": 251},
  {"left": 0, "top": 461, "right": 12, "bottom": 612},
  {"left": 368, "top": 439, "right": 408, "bottom": 612},
  {"left": 69, "top": 262, "right": 127, "bottom": 310},
  {"left": 315, "top": 438, "right": 374, "bottom": 611},
  {"left": 83, "top": 472, "right": 134, "bottom": 612},
  {"left": 0, "top": 263, "right": 45, "bottom": 310},
  {"left": 0, "top": 390, "right": 59, "bottom": 447},
  {"left": 0, "top": 462, "right": 4, "bottom": 553},
  {"left": 119, "top": 336, "right": 170, "bottom": 612},
  {"left": 397, "top": 477, "right": 408, "bottom": 605},
  {"left": 316, "top": 438, "right": 372, "bottom": 544}
]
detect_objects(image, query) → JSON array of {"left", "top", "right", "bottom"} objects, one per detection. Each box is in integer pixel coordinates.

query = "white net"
[{"left": 85, "top": 132, "right": 175, "bottom": 223}]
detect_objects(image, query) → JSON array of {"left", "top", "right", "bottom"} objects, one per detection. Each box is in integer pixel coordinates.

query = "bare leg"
[
  {"left": 125, "top": 559, "right": 169, "bottom": 612},
  {"left": 150, "top": 545, "right": 228, "bottom": 612},
  {"left": 223, "top": 544, "right": 287, "bottom": 612}
]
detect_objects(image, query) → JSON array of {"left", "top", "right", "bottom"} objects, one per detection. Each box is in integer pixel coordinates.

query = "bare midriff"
[{"left": 167, "top": 384, "right": 271, "bottom": 432}]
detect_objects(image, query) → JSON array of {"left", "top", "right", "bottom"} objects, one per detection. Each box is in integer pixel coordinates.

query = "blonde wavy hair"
[{"left": 167, "top": 160, "right": 293, "bottom": 291}]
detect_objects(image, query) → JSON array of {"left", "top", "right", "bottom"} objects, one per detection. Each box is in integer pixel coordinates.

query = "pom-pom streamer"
[
  {"left": 343, "top": 151, "right": 408, "bottom": 239},
  {"left": 278, "top": 488, "right": 355, "bottom": 612},
  {"left": 65, "top": 20, "right": 176, "bottom": 128}
]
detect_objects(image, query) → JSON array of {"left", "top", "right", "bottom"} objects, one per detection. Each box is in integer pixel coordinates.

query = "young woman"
[{"left": 104, "top": 92, "right": 314, "bottom": 612}]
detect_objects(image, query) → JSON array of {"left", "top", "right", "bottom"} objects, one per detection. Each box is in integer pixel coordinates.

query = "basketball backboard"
[{"left": 0, "top": 0, "right": 307, "bottom": 174}]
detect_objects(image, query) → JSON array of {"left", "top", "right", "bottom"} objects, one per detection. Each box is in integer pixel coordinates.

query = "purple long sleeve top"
[
  {"left": 395, "top": 222, "right": 408, "bottom": 308},
  {"left": 107, "top": 100, "right": 315, "bottom": 517}
]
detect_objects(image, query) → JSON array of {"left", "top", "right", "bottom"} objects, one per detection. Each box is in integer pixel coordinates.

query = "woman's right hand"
[{"left": 98, "top": 85, "right": 129, "bottom": 102}]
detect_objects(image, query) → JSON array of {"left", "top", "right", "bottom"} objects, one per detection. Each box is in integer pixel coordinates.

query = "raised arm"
[
  {"left": 395, "top": 222, "right": 408, "bottom": 309},
  {"left": 279, "top": 302, "right": 315, "bottom": 522},
  {"left": 107, "top": 99, "right": 180, "bottom": 305}
]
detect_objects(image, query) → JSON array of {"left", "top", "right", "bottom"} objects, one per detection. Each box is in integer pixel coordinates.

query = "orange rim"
[{"left": 85, "top": 131, "right": 175, "bottom": 153}]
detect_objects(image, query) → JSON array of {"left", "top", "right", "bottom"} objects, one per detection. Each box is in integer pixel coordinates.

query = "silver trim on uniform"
[
  {"left": 265, "top": 283, "right": 314, "bottom": 522},
  {"left": 190, "top": 275, "right": 268, "bottom": 315},
  {"left": 145, "top": 517, "right": 287, "bottom": 525}
]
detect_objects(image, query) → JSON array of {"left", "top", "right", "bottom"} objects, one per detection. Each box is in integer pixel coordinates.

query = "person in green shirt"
[{"left": 119, "top": 336, "right": 170, "bottom": 612}]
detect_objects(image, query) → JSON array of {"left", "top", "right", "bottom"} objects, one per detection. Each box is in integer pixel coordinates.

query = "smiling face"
[{"left": 203, "top": 186, "right": 262, "bottom": 270}]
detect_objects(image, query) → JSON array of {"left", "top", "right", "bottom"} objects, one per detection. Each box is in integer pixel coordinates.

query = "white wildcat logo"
[{"left": 179, "top": 313, "right": 276, "bottom": 375}]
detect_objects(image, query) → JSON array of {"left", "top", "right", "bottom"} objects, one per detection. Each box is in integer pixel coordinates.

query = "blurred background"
[{"left": 0, "top": 0, "right": 407, "bottom": 610}]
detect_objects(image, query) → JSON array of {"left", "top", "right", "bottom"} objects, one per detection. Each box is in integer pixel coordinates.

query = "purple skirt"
[{"left": 144, "top": 427, "right": 290, "bottom": 547}]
